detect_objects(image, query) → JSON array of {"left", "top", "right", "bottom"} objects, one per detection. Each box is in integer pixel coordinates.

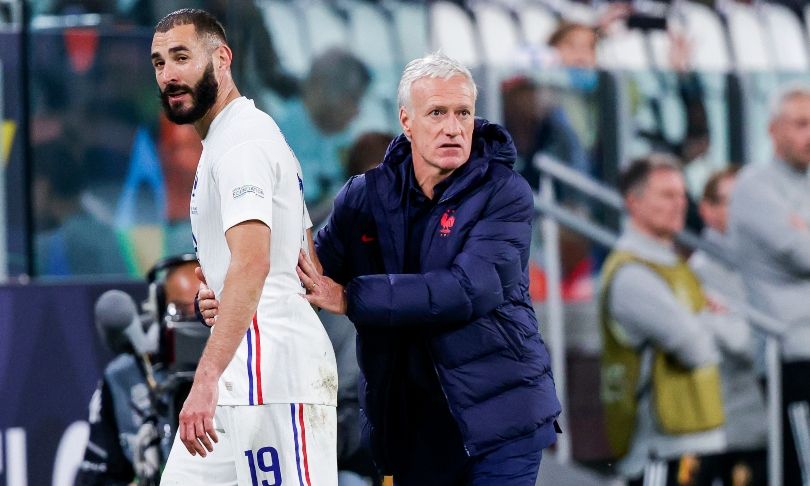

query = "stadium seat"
[
  {"left": 301, "top": 1, "right": 349, "bottom": 57},
  {"left": 760, "top": 3, "right": 809, "bottom": 71},
  {"left": 429, "top": 1, "right": 481, "bottom": 69},
  {"left": 344, "top": 0, "right": 400, "bottom": 109},
  {"left": 471, "top": 2, "right": 522, "bottom": 68},
  {"left": 597, "top": 27, "right": 650, "bottom": 71},
  {"left": 257, "top": 0, "right": 311, "bottom": 77},
  {"left": 723, "top": 1, "right": 772, "bottom": 71},
  {"left": 516, "top": 3, "right": 558, "bottom": 47},
  {"left": 387, "top": 0, "right": 430, "bottom": 64},
  {"left": 674, "top": 1, "right": 731, "bottom": 72}
]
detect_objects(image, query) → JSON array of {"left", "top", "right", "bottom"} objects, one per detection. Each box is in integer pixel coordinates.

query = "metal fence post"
[
  {"left": 540, "top": 173, "right": 571, "bottom": 463},
  {"left": 767, "top": 336, "right": 783, "bottom": 486}
]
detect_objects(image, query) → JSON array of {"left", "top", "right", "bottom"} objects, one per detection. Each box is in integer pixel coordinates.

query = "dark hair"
[
  {"left": 306, "top": 48, "right": 371, "bottom": 98},
  {"left": 155, "top": 8, "right": 227, "bottom": 45},
  {"left": 701, "top": 166, "right": 739, "bottom": 203},
  {"left": 346, "top": 132, "right": 394, "bottom": 176},
  {"left": 618, "top": 153, "right": 682, "bottom": 197},
  {"left": 548, "top": 22, "right": 597, "bottom": 48}
]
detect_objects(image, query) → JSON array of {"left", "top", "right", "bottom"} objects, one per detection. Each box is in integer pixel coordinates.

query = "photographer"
[{"left": 75, "top": 255, "right": 201, "bottom": 486}]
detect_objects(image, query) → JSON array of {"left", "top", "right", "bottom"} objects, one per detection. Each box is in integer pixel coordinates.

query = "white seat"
[
  {"left": 429, "top": 1, "right": 481, "bottom": 68},
  {"left": 344, "top": 0, "right": 399, "bottom": 100},
  {"left": 471, "top": 3, "right": 522, "bottom": 67},
  {"left": 387, "top": 0, "right": 430, "bottom": 64},
  {"left": 760, "top": 3, "right": 808, "bottom": 71},
  {"left": 517, "top": 3, "right": 558, "bottom": 47},
  {"left": 673, "top": 1, "right": 731, "bottom": 72},
  {"left": 558, "top": 0, "right": 596, "bottom": 24},
  {"left": 724, "top": 1, "right": 772, "bottom": 71},
  {"left": 258, "top": 0, "right": 311, "bottom": 77},
  {"left": 300, "top": 1, "right": 349, "bottom": 57},
  {"left": 597, "top": 27, "right": 650, "bottom": 71}
]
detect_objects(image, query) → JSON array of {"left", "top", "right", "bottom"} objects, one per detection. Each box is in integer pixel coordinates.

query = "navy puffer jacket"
[{"left": 315, "top": 118, "right": 560, "bottom": 471}]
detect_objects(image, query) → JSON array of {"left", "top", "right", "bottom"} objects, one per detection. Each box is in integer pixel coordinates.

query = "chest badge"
[{"left": 439, "top": 209, "right": 456, "bottom": 237}]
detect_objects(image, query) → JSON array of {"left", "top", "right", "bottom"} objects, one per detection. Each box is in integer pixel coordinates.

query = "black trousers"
[
  {"left": 694, "top": 449, "right": 767, "bottom": 486},
  {"left": 783, "top": 361, "right": 810, "bottom": 486}
]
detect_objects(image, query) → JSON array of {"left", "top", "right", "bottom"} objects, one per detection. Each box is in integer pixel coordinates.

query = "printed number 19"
[{"left": 244, "top": 446, "right": 282, "bottom": 486}]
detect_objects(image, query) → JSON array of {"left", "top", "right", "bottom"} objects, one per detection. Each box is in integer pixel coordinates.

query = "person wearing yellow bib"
[{"left": 600, "top": 154, "right": 739, "bottom": 486}]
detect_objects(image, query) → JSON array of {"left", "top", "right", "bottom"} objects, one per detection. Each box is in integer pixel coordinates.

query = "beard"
[{"left": 160, "top": 61, "right": 219, "bottom": 125}]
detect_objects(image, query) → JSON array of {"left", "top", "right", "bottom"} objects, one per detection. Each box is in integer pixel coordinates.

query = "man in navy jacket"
[{"left": 294, "top": 52, "right": 561, "bottom": 485}]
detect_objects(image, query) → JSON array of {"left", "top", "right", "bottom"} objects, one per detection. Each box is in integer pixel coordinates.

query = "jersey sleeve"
[
  {"left": 304, "top": 200, "right": 313, "bottom": 230},
  {"left": 213, "top": 141, "right": 277, "bottom": 233}
]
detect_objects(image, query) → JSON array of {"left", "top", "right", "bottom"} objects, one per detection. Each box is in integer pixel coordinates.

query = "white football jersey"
[{"left": 190, "top": 97, "right": 336, "bottom": 406}]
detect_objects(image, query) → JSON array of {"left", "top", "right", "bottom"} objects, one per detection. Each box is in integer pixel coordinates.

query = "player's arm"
[{"left": 179, "top": 221, "right": 270, "bottom": 457}]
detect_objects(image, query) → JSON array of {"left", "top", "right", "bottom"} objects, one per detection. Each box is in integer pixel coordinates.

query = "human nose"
[
  {"left": 442, "top": 114, "right": 462, "bottom": 137},
  {"left": 158, "top": 63, "right": 178, "bottom": 85}
]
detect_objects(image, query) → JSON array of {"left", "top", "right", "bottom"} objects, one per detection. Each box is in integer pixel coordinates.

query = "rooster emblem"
[{"left": 440, "top": 209, "right": 456, "bottom": 237}]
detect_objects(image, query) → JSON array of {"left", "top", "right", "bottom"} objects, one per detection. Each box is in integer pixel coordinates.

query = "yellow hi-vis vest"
[{"left": 599, "top": 250, "right": 725, "bottom": 458}]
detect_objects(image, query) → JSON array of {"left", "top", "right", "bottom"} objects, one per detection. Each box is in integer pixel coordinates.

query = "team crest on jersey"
[
  {"left": 440, "top": 209, "right": 456, "bottom": 237},
  {"left": 232, "top": 184, "right": 265, "bottom": 199}
]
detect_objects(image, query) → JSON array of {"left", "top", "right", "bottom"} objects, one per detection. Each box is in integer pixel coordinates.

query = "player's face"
[
  {"left": 400, "top": 75, "right": 475, "bottom": 179},
  {"left": 151, "top": 24, "right": 219, "bottom": 125},
  {"left": 629, "top": 168, "right": 687, "bottom": 240},
  {"left": 771, "top": 95, "right": 810, "bottom": 170}
]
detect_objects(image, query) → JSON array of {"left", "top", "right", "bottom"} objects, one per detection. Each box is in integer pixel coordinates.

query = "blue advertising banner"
[{"left": 0, "top": 281, "right": 147, "bottom": 486}]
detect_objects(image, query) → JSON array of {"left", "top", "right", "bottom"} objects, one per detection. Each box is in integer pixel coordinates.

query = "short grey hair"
[
  {"left": 769, "top": 83, "right": 810, "bottom": 123},
  {"left": 397, "top": 52, "right": 478, "bottom": 112}
]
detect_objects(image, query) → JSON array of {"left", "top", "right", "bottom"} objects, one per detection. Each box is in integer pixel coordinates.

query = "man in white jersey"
[{"left": 150, "top": 9, "right": 337, "bottom": 485}]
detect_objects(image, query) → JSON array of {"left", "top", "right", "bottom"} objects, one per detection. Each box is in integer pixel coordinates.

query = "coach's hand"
[
  {"left": 195, "top": 267, "right": 219, "bottom": 327},
  {"left": 297, "top": 250, "right": 347, "bottom": 315},
  {"left": 178, "top": 379, "right": 219, "bottom": 457}
]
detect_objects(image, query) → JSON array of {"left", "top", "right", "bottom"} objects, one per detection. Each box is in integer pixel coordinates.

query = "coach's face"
[
  {"left": 400, "top": 75, "right": 475, "bottom": 177},
  {"left": 151, "top": 24, "right": 219, "bottom": 125}
]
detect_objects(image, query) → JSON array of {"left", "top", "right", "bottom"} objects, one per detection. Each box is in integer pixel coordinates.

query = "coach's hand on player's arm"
[
  {"left": 297, "top": 249, "right": 347, "bottom": 315},
  {"left": 195, "top": 267, "right": 219, "bottom": 327}
]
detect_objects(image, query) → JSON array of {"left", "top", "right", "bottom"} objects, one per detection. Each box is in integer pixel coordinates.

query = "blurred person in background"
[
  {"left": 689, "top": 167, "right": 767, "bottom": 485},
  {"left": 729, "top": 85, "right": 810, "bottom": 486},
  {"left": 273, "top": 48, "right": 372, "bottom": 208},
  {"left": 309, "top": 131, "right": 394, "bottom": 225},
  {"left": 75, "top": 256, "right": 200, "bottom": 486},
  {"left": 34, "top": 142, "right": 129, "bottom": 276},
  {"left": 601, "top": 154, "right": 735, "bottom": 485}
]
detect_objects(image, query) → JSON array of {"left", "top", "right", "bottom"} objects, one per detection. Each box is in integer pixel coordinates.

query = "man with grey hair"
[
  {"left": 601, "top": 154, "right": 729, "bottom": 485},
  {"left": 728, "top": 84, "right": 810, "bottom": 485},
  {"left": 290, "top": 51, "right": 561, "bottom": 484}
]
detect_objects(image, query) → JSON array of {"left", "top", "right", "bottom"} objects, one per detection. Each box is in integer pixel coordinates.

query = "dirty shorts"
[{"left": 161, "top": 403, "right": 337, "bottom": 486}]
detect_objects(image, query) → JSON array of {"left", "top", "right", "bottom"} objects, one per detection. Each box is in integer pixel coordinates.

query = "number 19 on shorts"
[{"left": 244, "top": 446, "right": 282, "bottom": 486}]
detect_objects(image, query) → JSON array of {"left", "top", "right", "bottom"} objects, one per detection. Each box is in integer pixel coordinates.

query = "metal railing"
[{"left": 534, "top": 154, "right": 785, "bottom": 486}]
